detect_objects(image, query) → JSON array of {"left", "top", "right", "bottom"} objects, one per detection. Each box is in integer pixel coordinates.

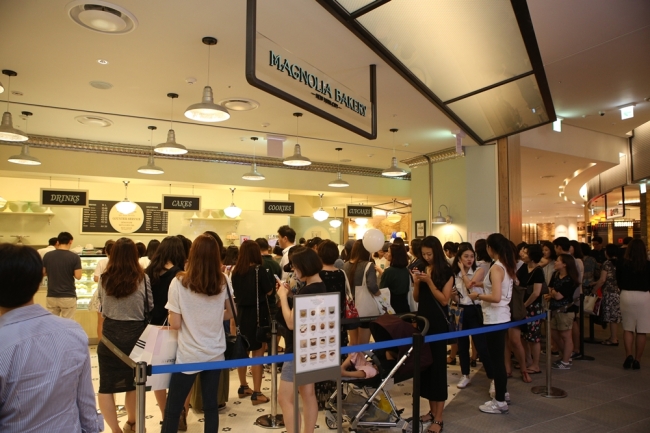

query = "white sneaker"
[
  {"left": 552, "top": 361, "right": 571, "bottom": 370},
  {"left": 457, "top": 375, "right": 471, "bottom": 389},
  {"left": 489, "top": 380, "right": 495, "bottom": 398},
  {"left": 505, "top": 392, "right": 511, "bottom": 404},
  {"left": 479, "top": 399, "right": 509, "bottom": 414}
]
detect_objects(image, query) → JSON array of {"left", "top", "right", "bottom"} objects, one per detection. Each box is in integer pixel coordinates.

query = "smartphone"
[
  {"left": 274, "top": 274, "right": 282, "bottom": 283},
  {"left": 225, "top": 265, "right": 232, "bottom": 272},
  {"left": 412, "top": 269, "right": 421, "bottom": 275}
]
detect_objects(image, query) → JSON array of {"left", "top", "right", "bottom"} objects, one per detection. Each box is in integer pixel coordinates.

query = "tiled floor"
[{"left": 90, "top": 324, "right": 650, "bottom": 433}]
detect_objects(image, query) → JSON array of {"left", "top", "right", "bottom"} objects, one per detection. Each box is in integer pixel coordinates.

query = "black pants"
[
  {"left": 458, "top": 305, "right": 493, "bottom": 378},
  {"left": 485, "top": 328, "right": 508, "bottom": 402}
]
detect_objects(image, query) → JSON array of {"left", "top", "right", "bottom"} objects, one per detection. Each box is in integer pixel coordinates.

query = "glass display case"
[{"left": 76, "top": 255, "right": 106, "bottom": 310}]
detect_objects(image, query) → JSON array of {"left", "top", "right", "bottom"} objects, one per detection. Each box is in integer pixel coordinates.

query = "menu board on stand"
[{"left": 81, "top": 200, "right": 169, "bottom": 234}]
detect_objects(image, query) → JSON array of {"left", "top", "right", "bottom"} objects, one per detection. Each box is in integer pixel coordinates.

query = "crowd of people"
[{"left": 1, "top": 228, "right": 649, "bottom": 433}]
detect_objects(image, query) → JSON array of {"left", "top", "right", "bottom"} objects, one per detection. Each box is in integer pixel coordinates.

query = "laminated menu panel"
[
  {"left": 632, "top": 122, "right": 650, "bottom": 182},
  {"left": 600, "top": 155, "right": 628, "bottom": 193}
]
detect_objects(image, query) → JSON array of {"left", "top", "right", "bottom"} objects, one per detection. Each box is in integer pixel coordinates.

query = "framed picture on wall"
[{"left": 415, "top": 220, "right": 426, "bottom": 239}]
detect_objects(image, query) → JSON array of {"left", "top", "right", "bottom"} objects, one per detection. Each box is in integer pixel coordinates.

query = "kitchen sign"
[
  {"left": 264, "top": 200, "right": 295, "bottom": 215},
  {"left": 346, "top": 205, "right": 373, "bottom": 218},
  {"left": 40, "top": 189, "right": 88, "bottom": 207},
  {"left": 162, "top": 195, "right": 201, "bottom": 211}
]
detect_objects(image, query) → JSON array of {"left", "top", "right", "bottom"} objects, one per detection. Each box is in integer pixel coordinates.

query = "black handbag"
[
  {"left": 225, "top": 279, "right": 250, "bottom": 360},
  {"left": 143, "top": 276, "right": 152, "bottom": 324},
  {"left": 255, "top": 266, "right": 272, "bottom": 343}
]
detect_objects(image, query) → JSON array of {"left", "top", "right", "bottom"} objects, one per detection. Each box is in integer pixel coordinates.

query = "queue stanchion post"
[
  {"left": 411, "top": 331, "right": 423, "bottom": 433},
  {"left": 574, "top": 293, "right": 595, "bottom": 361},
  {"left": 255, "top": 320, "right": 284, "bottom": 428},
  {"left": 531, "top": 308, "right": 567, "bottom": 398},
  {"left": 135, "top": 361, "right": 148, "bottom": 433}
]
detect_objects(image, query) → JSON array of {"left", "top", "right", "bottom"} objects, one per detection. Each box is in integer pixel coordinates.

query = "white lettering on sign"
[
  {"left": 50, "top": 194, "right": 80, "bottom": 204},
  {"left": 171, "top": 200, "right": 194, "bottom": 208},
  {"left": 267, "top": 204, "right": 293, "bottom": 212},
  {"left": 348, "top": 208, "right": 371, "bottom": 215}
]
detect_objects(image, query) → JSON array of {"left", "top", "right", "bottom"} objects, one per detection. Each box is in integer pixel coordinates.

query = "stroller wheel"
[{"left": 325, "top": 415, "right": 337, "bottom": 430}]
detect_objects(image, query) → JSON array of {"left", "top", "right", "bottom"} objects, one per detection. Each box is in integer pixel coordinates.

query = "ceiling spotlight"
[
  {"left": 155, "top": 93, "right": 187, "bottom": 155},
  {"left": 97, "top": 59, "right": 109, "bottom": 65},
  {"left": 432, "top": 204, "right": 452, "bottom": 224},
  {"left": 242, "top": 137, "right": 265, "bottom": 181},
  {"left": 330, "top": 206, "right": 342, "bottom": 228},
  {"left": 328, "top": 147, "right": 349, "bottom": 187},
  {"left": 138, "top": 126, "right": 164, "bottom": 175},
  {"left": 620, "top": 105, "right": 635, "bottom": 120},
  {"left": 283, "top": 113, "right": 311, "bottom": 166},
  {"left": 0, "top": 70, "right": 29, "bottom": 142},
  {"left": 382, "top": 128, "right": 407, "bottom": 177},
  {"left": 115, "top": 181, "right": 137, "bottom": 214},
  {"left": 223, "top": 188, "right": 242, "bottom": 218},
  {"left": 313, "top": 194, "right": 329, "bottom": 221},
  {"left": 184, "top": 37, "right": 230, "bottom": 122}
]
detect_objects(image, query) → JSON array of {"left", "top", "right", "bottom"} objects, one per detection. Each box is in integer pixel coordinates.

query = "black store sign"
[
  {"left": 40, "top": 189, "right": 88, "bottom": 207},
  {"left": 346, "top": 205, "right": 373, "bottom": 218},
  {"left": 264, "top": 200, "right": 295, "bottom": 215},
  {"left": 162, "top": 195, "right": 201, "bottom": 211}
]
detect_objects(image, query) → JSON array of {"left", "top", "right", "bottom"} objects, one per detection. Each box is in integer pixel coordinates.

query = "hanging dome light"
[
  {"left": 155, "top": 93, "right": 188, "bottom": 155},
  {"left": 242, "top": 137, "right": 265, "bottom": 180},
  {"left": 355, "top": 218, "right": 368, "bottom": 226},
  {"left": 8, "top": 144, "right": 41, "bottom": 165},
  {"left": 0, "top": 71, "right": 28, "bottom": 142},
  {"left": 115, "top": 181, "right": 137, "bottom": 214},
  {"left": 385, "top": 199, "right": 402, "bottom": 223},
  {"left": 223, "top": 187, "right": 242, "bottom": 218},
  {"left": 329, "top": 206, "right": 342, "bottom": 228},
  {"left": 283, "top": 113, "right": 311, "bottom": 166},
  {"left": 184, "top": 37, "right": 230, "bottom": 122},
  {"left": 138, "top": 126, "right": 164, "bottom": 174},
  {"left": 382, "top": 128, "right": 407, "bottom": 177},
  {"left": 328, "top": 147, "right": 349, "bottom": 187},
  {"left": 313, "top": 193, "right": 329, "bottom": 221}
]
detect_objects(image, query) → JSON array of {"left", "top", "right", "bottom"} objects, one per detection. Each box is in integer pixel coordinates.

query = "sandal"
[
  {"left": 419, "top": 411, "right": 434, "bottom": 423},
  {"left": 446, "top": 357, "right": 456, "bottom": 366},
  {"left": 521, "top": 369, "right": 532, "bottom": 383},
  {"left": 238, "top": 384, "right": 254, "bottom": 398},
  {"left": 601, "top": 340, "right": 619, "bottom": 346},
  {"left": 426, "top": 420, "right": 444, "bottom": 433},
  {"left": 526, "top": 368, "right": 542, "bottom": 374},
  {"left": 251, "top": 391, "right": 270, "bottom": 405}
]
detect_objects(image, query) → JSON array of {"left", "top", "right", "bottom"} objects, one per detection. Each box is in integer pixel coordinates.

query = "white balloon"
[{"left": 363, "top": 229, "right": 385, "bottom": 253}]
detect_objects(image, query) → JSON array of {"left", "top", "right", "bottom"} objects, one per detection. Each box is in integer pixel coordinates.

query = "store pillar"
[{"left": 497, "top": 135, "right": 522, "bottom": 242}]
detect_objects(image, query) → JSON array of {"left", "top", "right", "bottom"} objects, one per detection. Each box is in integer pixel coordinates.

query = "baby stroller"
[{"left": 324, "top": 313, "right": 431, "bottom": 432}]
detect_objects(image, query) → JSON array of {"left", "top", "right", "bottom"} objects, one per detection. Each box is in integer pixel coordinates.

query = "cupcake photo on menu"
[
  {"left": 329, "top": 321, "right": 335, "bottom": 329},
  {"left": 300, "top": 340, "right": 307, "bottom": 349},
  {"left": 319, "top": 307, "right": 326, "bottom": 316},
  {"left": 300, "top": 309, "right": 307, "bottom": 319},
  {"left": 310, "top": 324, "right": 316, "bottom": 332},
  {"left": 320, "top": 322, "right": 325, "bottom": 331},
  {"left": 329, "top": 350, "right": 336, "bottom": 358},
  {"left": 310, "top": 353, "right": 317, "bottom": 361},
  {"left": 329, "top": 336, "right": 336, "bottom": 344},
  {"left": 319, "top": 337, "right": 326, "bottom": 346},
  {"left": 329, "top": 306, "right": 335, "bottom": 315},
  {"left": 300, "top": 325, "right": 307, "bottom": 334},
  {"left": 319, "top": 351, "right": 327, "bottom": 361},
  {"left": 310, "top": 309, "right": 316, "bottom": 317},
  {"left": 300, "top": 355, "right": 307, "bottom": 363},
  {"left": 310, "top": 338, "right": 317, "bottom": 347}
]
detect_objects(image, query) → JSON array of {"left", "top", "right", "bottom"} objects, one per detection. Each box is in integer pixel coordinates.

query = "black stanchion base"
[
  {"left": 584, "top": 338, "right": 603, "bottom": 344},
  {"left": 573, "top": 354, "right": 595, "bottom": 361},
  {"left": 531, "top": 386, "right": 567, "bottom": 398},
  {"left": 255, "top": 414, "right": 285, "bottom": 429}
]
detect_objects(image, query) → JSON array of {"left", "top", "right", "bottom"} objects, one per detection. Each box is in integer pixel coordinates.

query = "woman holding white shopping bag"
[
  {"left": 161, "top": 234, "right": 234, "bottom": 433},
  {"left": 343, "top": 240, "right": 381, "bottom": 345},
  {"left": 97, "top": 238, "right": 153, "bottom": 433}
]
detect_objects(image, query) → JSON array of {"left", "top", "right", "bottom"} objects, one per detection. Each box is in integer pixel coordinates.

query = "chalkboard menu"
[
  {"left": 82, "top": 200, "right": 168, "bottom": 234},
  {"left": 263, "top": 200, "right": 295, "bottom": 215}
]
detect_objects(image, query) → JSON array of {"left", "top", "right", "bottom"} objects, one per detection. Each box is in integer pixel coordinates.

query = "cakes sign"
[
  {"left": 162, "top": 195, "right": 201, "bottom": 211},
  {"left": 40, "top": 189, "right": 88, "bottom": 207}
]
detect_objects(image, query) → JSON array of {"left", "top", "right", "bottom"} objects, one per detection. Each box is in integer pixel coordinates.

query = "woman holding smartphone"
[{"left": 276, "top": 247, "right": 326, "bottom": 433}]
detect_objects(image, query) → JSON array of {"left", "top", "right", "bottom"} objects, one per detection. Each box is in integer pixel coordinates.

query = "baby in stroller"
[{"left": 341, "top": 352, "right": 381, "bottom": 379}]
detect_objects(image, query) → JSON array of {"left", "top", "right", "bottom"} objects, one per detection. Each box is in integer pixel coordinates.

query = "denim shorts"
[{"left": 281, "top": 360, "right": 294, "bottom": 382}]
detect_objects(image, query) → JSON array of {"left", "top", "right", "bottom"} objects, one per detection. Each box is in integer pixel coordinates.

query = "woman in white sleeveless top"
[{"left": 468, "top": 233, "right": 516, "bottom": 415}]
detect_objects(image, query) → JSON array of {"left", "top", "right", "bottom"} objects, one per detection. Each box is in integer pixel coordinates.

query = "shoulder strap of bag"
[
  {"left": 255, "top": 266, "right": 260, "bottom": 327},
  {"left": 143, "top": 275, "right": 150, "bottom": 318},
  {"left": 361, "top": 262, "right": 372, "bottom": 288},
  {"left": 341, "top": 269, "right": 353, "bottom": 301},
  {"left": 226, "top": 277, "right": 241, "bottom": 333}
]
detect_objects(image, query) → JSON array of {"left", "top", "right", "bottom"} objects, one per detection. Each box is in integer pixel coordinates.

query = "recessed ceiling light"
[
  {"left": 402, "top": 143, "right": 409, "bottom": 147},
  {"left": 89, "top": 80, "right": 112, "bottom": 89},
  {"left": 67, "top": 1, "right": 138, "bottom": 34},
  {"left": 75, "top": 115, "right": 113, "bottom": 127},
  {"left": 540, "top": 175, "right": 555, "bottom": 179},
  {"left": 341, "top": 159, "right": 351, "bottom": 163},
  {"left": 218, "top": 98, "right": 260, "bottom": 111},
  {"left": 97, "top": 59, "right": 108, "bottom": 65},
  {"left": 11, "top": 91, "right": 23, "bottom": 96}
]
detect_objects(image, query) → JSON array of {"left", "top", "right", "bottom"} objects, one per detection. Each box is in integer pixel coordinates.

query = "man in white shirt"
[
  {"left": 277, "top": 225, "right": 296, "bottom": 281},
  {"left": 37, "top": 237, "right": 58, "bottom": 258}
]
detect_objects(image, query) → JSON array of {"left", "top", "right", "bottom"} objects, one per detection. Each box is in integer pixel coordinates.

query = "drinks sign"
[
  {"left": 40, "top": 189, "right": 88, "bottom": 207},
  {"left": 346, "top": 205, "right": 373, "bottom": 218},
  {"left": 264, "top": 200, "right": 295, "bottom": 215},
  {"left": 162, "top": 195, "right": 201, "bottom": 211}
]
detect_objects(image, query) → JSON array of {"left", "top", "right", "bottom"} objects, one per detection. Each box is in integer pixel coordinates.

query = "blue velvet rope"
[{"left": 150, "top": 312, "right": 547, "bottom": 375}]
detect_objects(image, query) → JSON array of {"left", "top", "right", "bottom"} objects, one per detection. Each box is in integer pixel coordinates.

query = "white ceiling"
[{"left": 1, "top": 0, "right": 649, "bottom": 218}]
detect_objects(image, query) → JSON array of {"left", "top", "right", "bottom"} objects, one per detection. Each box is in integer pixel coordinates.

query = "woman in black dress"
[
  {"left": 411, "top": 236, "right": 454, "bottom": 433},
  {"left": 144, "top": 235, "right": 186, "bottom": 420},
  {"left": 231, "top": 240, "right": 275, "bottom": 405}
]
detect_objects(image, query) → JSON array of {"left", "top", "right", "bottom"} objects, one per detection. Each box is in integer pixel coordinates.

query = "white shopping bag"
[
  {"left": 407, "top": 279, "right": 418, "bottom": 312},
  {"left": 374, "top": 288, "right": 396, "bottom": 315},
  {"left": 129, "top": 325, "right": 178, "bottom": 390}
]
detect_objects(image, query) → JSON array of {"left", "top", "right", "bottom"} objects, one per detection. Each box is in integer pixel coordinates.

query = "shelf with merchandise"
[{"left": 76, "top": 255, "right": 105, "bottom": 310}]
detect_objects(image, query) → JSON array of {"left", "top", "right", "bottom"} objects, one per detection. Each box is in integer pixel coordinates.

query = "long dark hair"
[
  {"left": 145, "top": 236, "right": 186, "bottom": 285},
  {"left": 222, "top": 245, "right": 239, "bottom": 266},
  {"left": 347, "top": 240, "right": 371, "bottom": 286},
  {"left": 420, "top": 236, "right": 452, "bottom": 290},
  {"left": 145, "top": 239, "right": 160, "bottom": 260},
  {"left": 624, "top": 239, "right": 648, "bottom": 272},
  {"left": 557, "top": 253, "right": 580, "bottom": 288},
  {"left": 569, "top": 240, "right": 584, "bottom": 259},
  {"left": 541, "top": 240, "right": 557, "bottom": 261},
  {"left": 178, "top": 234, "right": 224, "bottom": 296},
  {"left": 102, "top": 238, "right": 145, "bottom": 298},
  {"left": 486, "top": 233, "right": 516, "bottom": 278},
  {"left": 233, "top": 240, "right": 263, "bottom": 276},
  {"left": 474, "top": 239, "right": 491, "bottom": 262},
  {"left": 452, "top": 243, "right": 476, "bottom": 275}
]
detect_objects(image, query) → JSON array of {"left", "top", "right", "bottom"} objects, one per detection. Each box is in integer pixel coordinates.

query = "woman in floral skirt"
[{"left": 594, "top": 244, "right": 622, "bottom": 345}]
